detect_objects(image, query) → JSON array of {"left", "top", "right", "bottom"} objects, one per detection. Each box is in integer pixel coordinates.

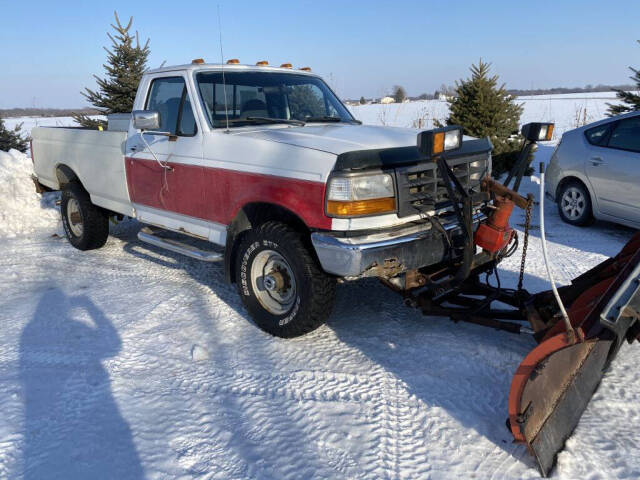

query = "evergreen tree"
[
  {"left": 393, "top": 85, "right": 407, "bottom": 103},
  {"left": 0, "top": 117, "right": 28, "bottom": 153},
  {"left": 445, "top": 60, "right": 523, "bottom": 176},
  {"left": 359, "top": 96, "right": 366, "bottom": 105},
  {"left": 74, "top": 12, "right": 150, "bottom": 129},
  {"left": 607, "top": 40, "right": 640, "bottom": 116},
  {"left": 288, "top": 85, "right": 325, "bottom": 119}
]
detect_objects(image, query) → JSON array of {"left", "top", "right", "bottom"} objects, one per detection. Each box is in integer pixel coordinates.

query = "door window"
[
  {"left": 607, "top": 116, "right": 640, "bottom": 153},
  {"left": 146, "top": 77, "right": 197, "bottom": 136},
  {"left": 584, "top": 123, "right": 611, "bottom": 146}
]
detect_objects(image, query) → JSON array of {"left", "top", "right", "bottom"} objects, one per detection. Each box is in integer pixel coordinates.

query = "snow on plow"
[{"left": 508, "top": 233, "right": 640, "bottom": 476}]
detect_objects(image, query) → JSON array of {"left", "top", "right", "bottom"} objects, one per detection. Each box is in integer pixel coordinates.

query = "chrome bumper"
[{"left": 311, "top": 213, "right": 485, "bottom": 278}]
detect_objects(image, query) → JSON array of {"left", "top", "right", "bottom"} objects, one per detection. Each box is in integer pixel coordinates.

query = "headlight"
[
  {"left": 521, "top": 122, "right": 555, "bottom": 142},
  {"left": 326, "top": 173, "right": 396, "bottom": 217},
  {"left": 417, "top": 125, "right": 463, "bottom": 157}
]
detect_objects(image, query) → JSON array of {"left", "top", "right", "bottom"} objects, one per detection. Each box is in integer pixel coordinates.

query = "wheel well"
[
  {"left": 224, "top": 203, "right": 311, "bottom": 283},
  {"left": 55, "top": 164, "right": 80, "bottom": 188},
  {"left": 556, "top": 176, "right": 590, "bottom": 201}
]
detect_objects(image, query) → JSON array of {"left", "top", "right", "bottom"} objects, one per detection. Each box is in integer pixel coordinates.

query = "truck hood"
[{"left": 231, "top": 124, "right": 419, "bottom": 155}]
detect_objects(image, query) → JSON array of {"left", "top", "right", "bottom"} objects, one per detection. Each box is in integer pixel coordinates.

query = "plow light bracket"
[
  {"left": 418, "top": 125, "right": 463, "bottom": 157},
  {"left": 521, "top": 122, "right": 555, "bottom": 142}
]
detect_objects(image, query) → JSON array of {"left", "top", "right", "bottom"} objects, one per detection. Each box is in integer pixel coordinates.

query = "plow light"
[
  {"left": 417, "top": 126, "right": 463, "bottom": 157},
  {"left": 522, "top": 122, "right": 555, "bottom": 142},
  {"left": 326, "top": 173, "right": 396, "bottom": 217}
]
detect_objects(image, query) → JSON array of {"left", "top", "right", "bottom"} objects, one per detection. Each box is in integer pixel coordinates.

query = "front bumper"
[{"left": 311, "top": 213, "right": 486, "bottom": 278}]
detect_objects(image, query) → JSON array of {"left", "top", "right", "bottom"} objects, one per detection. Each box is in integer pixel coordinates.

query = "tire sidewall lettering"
[{"left": 239, "top": 237, "right": 299, "bottom": 324}]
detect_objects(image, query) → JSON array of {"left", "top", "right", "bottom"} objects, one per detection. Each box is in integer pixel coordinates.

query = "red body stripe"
[{"left": 125, "top": 157, "right": 331, "bottom": 229}]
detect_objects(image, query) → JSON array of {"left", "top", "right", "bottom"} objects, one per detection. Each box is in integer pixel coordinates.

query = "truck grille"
[{"left": 396, "top": 153, "right": 490, "bottom": 217}]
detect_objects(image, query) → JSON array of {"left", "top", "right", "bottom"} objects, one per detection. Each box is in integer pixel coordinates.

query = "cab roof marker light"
[
  {"left": 280, "top": 63, "right": 293, "bottom": 68},
  {"left": 192, "top": 58, "right": 205, "bottom": 64},
  {"left": 226, "top": 58, "right": 240, "bottom": 64},
  {"left": 256, "top": 60, "right": 269, "bottom": 66},
  {"left": 299, "top": 67, "right": 312, "bottom": 72}
]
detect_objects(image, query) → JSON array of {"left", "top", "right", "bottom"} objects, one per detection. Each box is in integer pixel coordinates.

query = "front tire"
[
  {"left": 557, "top": 180, "right": 593, "bottom": 226},
  {"left": 61, "top": 182, "right": 109, "bottom": 250},
  {"left": 235, "top": 221, "right": 336, "bottom": 338}
]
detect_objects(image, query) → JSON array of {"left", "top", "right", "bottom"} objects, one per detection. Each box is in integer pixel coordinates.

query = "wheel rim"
[
  {"left": 561, "top": 187, "right": 586, "bottom": 220},
  {"left": 250, "top": 250, "right": 297, "bottom": 315},
  {"left": 66, "top": 198, "right": 84, "bottom": 236}
]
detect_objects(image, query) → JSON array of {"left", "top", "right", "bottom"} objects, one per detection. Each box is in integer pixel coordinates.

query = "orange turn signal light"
[
  {"left": 280, "top": 63, "right": 293, "bottom": 68},
  {"left": 326, "top": 198, "right": 396, "bottom": 217},
  {"left": 191, "top": 58, "right": 205, "bottom": 64},
  {"left": 432, "top": 132, "right": 445, "bottom": 155},
  {"left": 226, "top": 58, "right": 240, "bottom": 64},
  {"left": 256, "top": 60, "right": 269, "bottom": 66},
  {"left": 299, "top": 67, "right": 312, "bottom": 72},
  {"left": 545, "top": 124, "right": 554, "bottom": 141}
]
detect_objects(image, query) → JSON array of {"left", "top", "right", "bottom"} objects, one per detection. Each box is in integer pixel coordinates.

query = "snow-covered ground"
[
  {"left": 3, "top": 116, "right": 82, "bottom": 133},
  {"left": 1, "top": 99, "right": 639, "bottom": 479},
  {"left": 349, "top": 91, "right": 621, "bottom": 139}
]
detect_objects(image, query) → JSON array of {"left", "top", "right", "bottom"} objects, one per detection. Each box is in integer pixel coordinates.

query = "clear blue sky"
[{"left": 2, "top": 0, "right": 639, "bottom": 108}]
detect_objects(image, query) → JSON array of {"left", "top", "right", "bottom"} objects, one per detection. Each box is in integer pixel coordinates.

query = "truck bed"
[{"left": 32, "top": 127, "right": 134, "bottom": 217}]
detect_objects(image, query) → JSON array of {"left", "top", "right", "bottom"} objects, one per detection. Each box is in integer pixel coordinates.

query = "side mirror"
[{"left": 132, "top": 110, "right": 160, "bottom": 131}]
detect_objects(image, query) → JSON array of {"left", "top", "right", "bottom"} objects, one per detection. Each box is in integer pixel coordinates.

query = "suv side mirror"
[{"left": 132, "top": 110, "right": 160, "bottom": 130}]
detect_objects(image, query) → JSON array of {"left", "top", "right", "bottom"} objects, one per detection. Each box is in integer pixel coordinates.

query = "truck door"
[
  {"left": 585, "top": 116, "right": 640, "bottom": 222},
  {"left": 126, "top": 76, "right": 207, "bottom": 233}
]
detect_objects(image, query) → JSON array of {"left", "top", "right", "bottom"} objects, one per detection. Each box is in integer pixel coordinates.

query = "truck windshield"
[{"left": 195, "top": 71, "right": 356, "bottom": 128}]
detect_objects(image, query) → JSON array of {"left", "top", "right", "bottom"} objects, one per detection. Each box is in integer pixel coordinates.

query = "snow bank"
[{"left": 0, "top": 149, "right": 60, "bottom": 238}]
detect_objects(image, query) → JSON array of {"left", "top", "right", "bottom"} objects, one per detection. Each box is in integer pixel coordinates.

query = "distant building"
[{"left": 380, "top": 96, "right": 395, "bottom": 104}]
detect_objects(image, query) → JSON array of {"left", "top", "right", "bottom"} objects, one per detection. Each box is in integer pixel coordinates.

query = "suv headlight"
[{"left": 326, "top": 173, "right": 396, "bottom": 217}]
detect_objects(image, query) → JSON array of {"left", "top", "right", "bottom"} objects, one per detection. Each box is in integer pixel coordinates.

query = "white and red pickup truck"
[{"left": 32, "top": 60, "right": 492, "bottom": 337}]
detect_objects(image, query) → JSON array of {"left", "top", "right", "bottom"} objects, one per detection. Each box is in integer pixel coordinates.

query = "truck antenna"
[{"left": 218, "top": 4, "right": 230, "bottom": 133}]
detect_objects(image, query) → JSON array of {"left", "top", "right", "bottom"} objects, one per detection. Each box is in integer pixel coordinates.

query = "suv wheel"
[
  {"left": 235, "top": 221, "right": 336, "bottom": 338},
  {"left": 557, "top": 180, "right": 593, "bottom": 226}
]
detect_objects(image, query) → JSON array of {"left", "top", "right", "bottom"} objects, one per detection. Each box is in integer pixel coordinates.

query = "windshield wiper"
[
  {"left": 244, "top": 117, "right": 305, "bottom": 126},
  {"left": 305, "top": 116, "right": 363, "bottom": 125},
  {"left": 305, "top": 116, "right": 343, "bottom": 123}
]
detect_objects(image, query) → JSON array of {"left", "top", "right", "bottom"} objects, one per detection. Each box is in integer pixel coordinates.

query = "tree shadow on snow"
[{"left": 19, "top": 288, "right": 144, "bottom": 479}]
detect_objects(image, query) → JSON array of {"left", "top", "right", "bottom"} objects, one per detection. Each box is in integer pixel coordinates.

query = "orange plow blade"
[{"left": 508, "top": 233, "right": 640, "bottom": 476}]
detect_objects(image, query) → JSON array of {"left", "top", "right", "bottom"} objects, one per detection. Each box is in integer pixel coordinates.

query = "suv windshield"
[{"left": 196, "top": 71, "right": 355, "bottom": 128}]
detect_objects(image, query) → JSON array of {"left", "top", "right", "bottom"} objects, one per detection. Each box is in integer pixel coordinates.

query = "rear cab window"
[{"left": 146, "top": 77, "right": 197, "bottom": 136}]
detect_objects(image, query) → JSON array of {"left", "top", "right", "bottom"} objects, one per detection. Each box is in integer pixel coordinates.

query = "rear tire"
[
  {"left": 557, "top": 180, "right": 593, "bottom": 226},
  {"left": 61, "top": 182, "right": 109, "bottom": 250},
  {"left": 235, "top": 221, "right": 336, "bottom": 338}
]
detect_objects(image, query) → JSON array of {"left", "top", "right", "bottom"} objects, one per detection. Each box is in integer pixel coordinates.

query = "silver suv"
[{"left": 545, "top": 111, "right": 640, "bottom": 228}]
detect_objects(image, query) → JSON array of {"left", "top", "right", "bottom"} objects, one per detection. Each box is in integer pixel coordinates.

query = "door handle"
[{"left": 590, "top": 156, "right": 604, "bottom": 166}]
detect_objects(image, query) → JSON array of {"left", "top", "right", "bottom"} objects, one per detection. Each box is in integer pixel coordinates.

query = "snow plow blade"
[{"left": 508, "top": 232, "right": 640, "bottom": 477}]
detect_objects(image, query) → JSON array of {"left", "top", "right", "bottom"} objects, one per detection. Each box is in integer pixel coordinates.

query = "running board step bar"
[{"left": 137, "top": 228, "right": 223, "bottom": 262}]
